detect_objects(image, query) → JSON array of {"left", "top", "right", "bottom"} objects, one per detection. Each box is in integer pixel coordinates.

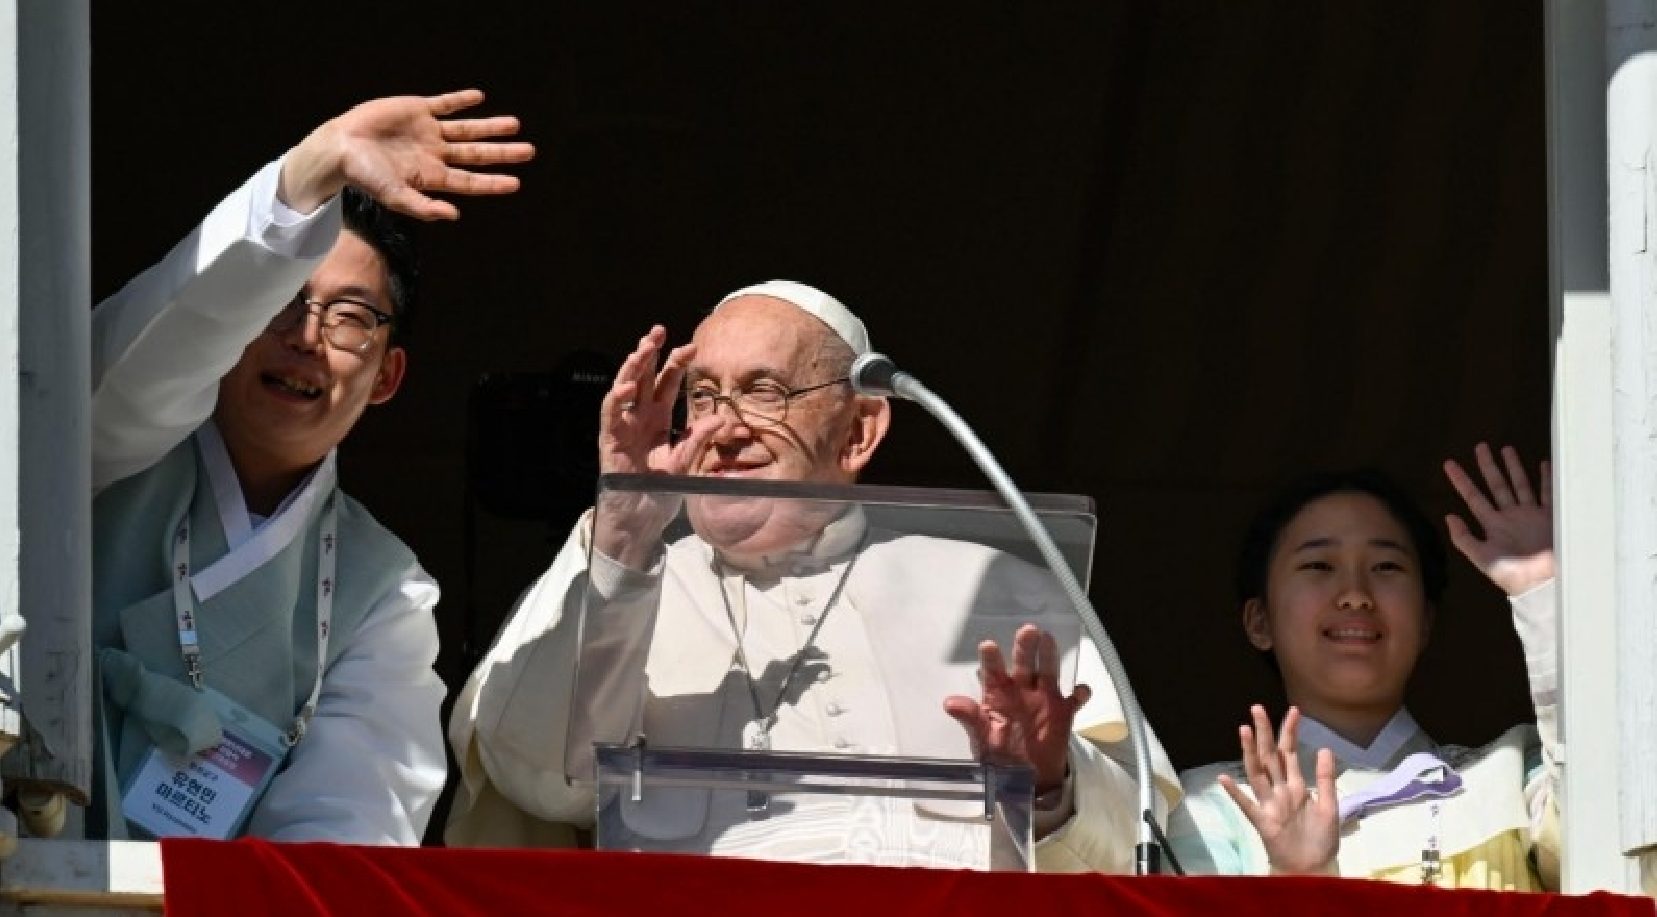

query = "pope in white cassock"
[
  {"left": 89, "top": 91, "right": 532, "bottom": 843},
  {"left": 446, "top": 281, "right": 1180, "bottom": 869}
]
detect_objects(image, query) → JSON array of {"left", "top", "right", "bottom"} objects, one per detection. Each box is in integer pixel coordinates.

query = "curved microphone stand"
[{"left": 852, "top": 352, "right": 1168, "bottom": 875}]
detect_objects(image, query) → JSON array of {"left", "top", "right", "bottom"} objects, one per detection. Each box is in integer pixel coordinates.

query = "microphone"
[
  {"left": 849, "top": 352, "right": 908, "bottom": 398},
  {"left": 852, "top": 351, "right": 1173, "bottom": 876}
]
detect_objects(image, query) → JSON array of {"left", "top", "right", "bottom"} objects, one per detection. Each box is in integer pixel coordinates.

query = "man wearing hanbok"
[{"left": 90, "top": 91, "right": 532, "bottom": 842}]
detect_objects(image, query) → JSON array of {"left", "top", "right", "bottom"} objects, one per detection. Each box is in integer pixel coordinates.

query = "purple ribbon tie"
[{"left": 1337, "top": 752, "right": 1463, "bottom": 824}]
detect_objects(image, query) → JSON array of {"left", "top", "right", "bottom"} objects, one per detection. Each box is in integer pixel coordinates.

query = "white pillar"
[
  {"left": 1606, "top": 0, "right": 1657, "bottom": 887},
  {"left": 0, "top": 4, "right": 27, "bottom": 755},
  {"left": 0, "top": 0, "right": 92, "bottom": 817},
  {"left": 1547, "top": 0, "right": 1641, "bottom": 893}
]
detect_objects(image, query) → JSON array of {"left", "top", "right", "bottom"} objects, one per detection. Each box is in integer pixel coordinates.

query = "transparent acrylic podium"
[{"left": 572, "top": 474, "right": 1098, "bottom": 870}]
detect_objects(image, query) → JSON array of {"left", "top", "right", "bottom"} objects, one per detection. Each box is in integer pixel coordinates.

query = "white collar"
[
  {"left": 701, "top": 504, "right": 868, "bottom": 577},
  {"left": 1297, "top": 707, "right": 1426, "bottom": 771},
  {"left": 192, "top": 419, "right": 336, "bottom": 602}
]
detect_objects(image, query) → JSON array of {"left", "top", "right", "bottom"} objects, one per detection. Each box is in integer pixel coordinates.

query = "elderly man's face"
[
  {"left": 682, "top": 295, "right": 884, "bottom": 555},
  {"left": 684, "top": 295, "right": 861, "bottom": 483}
]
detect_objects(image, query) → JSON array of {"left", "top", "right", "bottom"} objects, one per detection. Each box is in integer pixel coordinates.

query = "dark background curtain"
[{"left": 92, "top": 2, "right": 1548, "bottom": 842}]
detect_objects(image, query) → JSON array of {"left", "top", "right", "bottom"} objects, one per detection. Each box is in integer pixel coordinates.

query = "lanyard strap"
[{"left": 172, "top": 491, "right": 338, "bottom": 748}]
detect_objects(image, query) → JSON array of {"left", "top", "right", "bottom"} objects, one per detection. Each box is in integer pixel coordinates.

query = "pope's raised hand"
[
  {"left": 279, "top": 89, "right": 536, "bottom": 220},
  {"left": 1217, "top": 705, "right": 1339, "bottom": 876},
  {"left": 593, "top": 326, "right": 719, "bottom": 567},
  {"left": 944, "top": 625, "right": 1088, "bottom": 803},
  {"left": 1442, "top": 443, "right": 1554, "bottom": 598}
]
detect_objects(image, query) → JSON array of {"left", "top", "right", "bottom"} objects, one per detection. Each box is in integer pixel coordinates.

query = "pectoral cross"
[
  {"left": 741, "top": 718, "right": 771, "bottom": 751},
  {"left": 742, "top": 718, "right": 771, "bottom": 813}
]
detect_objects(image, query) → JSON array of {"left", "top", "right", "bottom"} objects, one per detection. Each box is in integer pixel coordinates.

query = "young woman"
[{"left": 1167, "top": 445, "right": 1558, "bottom": 889}]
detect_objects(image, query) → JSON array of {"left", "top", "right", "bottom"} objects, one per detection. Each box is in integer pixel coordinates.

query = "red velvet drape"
[{"left": 160, "top": 839, "right": 1654, "bottom": 917}]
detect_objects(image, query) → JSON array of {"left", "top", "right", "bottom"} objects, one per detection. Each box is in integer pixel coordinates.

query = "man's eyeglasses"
[
  {"left": 684, "top": 377, "right": 850, "bottom": 426},
  {"left": 267, "top": 293, "right": 396, "bottom": 354}
]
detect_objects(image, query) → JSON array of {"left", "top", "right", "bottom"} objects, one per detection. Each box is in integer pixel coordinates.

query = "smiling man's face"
[
  {"left": 681, "top": 295, "right": 886, "bottom": 557},
  {"left": 683, "top": 295, "right": 857, "bottom": 486},
  {"left": 213, "top": 230, "right": 406, "bottom": 475}
]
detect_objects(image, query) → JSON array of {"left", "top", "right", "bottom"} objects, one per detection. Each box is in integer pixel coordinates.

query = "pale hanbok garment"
[
  {"left": 1168, "top": 581, "right": 1561, "bottom": 890},
  {"left": 89, "top": 160, "right": 444, "bottom": 843}
]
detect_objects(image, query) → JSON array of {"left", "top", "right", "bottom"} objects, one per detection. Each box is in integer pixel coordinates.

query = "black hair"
[
  {"left": 341, "top": 187, "right": 418, "bottom": 345},
  {"left": 1235, "top": 468, "right": 1448, "bottom": 609}
]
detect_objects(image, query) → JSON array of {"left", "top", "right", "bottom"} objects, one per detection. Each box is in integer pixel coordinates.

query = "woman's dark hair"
[
  {"left": 341, "top": 187, "right": 418, "bottom": 345},
  {"left": 1235, "top": 469, "right": 1448, "bottom": 608}
]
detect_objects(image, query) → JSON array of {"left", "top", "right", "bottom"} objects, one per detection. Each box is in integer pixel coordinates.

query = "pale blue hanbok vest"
[{"left": 89, "top": 433, "right": 414, "bottom": 838}]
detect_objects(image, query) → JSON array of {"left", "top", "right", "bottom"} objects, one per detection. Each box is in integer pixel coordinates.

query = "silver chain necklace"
[{"left": 714, "top": 541, "right": 863, "bottom": 754}]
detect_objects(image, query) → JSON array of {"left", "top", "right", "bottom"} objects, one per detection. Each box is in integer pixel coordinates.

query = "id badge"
[{"left": 120, "top": 687, "right": 289, "bottom": 840}]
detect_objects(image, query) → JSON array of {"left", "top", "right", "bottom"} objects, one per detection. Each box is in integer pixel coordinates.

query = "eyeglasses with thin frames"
[
  {"left": 267, "top": 293, "right": 396, "bottom": 354},
  {"left": 684, "top": 377, "right": 851, "bottom": 426}
]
